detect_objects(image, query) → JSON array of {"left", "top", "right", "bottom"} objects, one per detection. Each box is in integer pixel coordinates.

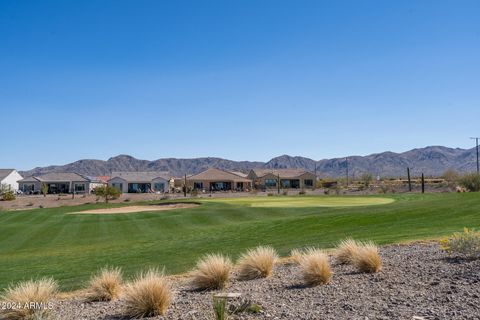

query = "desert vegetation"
[
  {"left": 298, "top": 248, "right": 333, "bottom": 286},
  {"left": 237, "top": 246, "right": 278, "bottom": 280},
  {"left": 93, "top": 185, "right": 121, "bottom": 203},
  {"left": 190, "top": 254, "right": 233, "bottom": 290},
  {"left": 123, "top": 268, "right": 172, "bottom": 318},
  {"left": 334, "top": 239, "right": 382, "bottom": 273},
  {"left": 85, "top": 267, "right": 123, "bottom": 302},
  {"left": 0, "top": 278, "right": 58, "bottom": 320},
  {"left": 441, "top": 227, "right": 480, "bottom": 258}
]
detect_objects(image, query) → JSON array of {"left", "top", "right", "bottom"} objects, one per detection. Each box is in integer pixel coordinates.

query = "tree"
[
  {"left": 94, "top": 185, "right": 121, "bottom": 203},
  {"left": 41, "top": 183, "right": 49, "bottom": 197},
  {"left": 360, "top": 173, "right": 373, "bottom": 188},
  {"left": 0, "top": 184, "right": 15, "bottom": 201}
]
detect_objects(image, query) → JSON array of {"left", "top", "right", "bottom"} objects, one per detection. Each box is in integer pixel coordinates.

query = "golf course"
[{"left": 1, "top": 193, "right": 479, "bottom": 290}]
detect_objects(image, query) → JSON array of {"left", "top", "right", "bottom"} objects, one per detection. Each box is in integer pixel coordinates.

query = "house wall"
[
  {"left": 19, "top": 181, "right": 41, "bottom": 193},
  {"left": 108, "top": 177, "right": 128, "bottom": 193},
  {"left": 1, "top": 170, "right": 23, "bottom": 192},
  {"left": 253, "top": 172, "right": 317, "bottom": 189},
  {"left": 108, "top": 177, "right": 169, "bottom": 193},
  {"left": 152, "top": 177, "right": 169, "bottom": 192}
]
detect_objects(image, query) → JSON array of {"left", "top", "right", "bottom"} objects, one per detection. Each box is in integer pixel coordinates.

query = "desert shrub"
[
  {"left": 123, "top": 268, "right": 172, "bottom": 318},
  {"left": 352, "top": 242, "right": 382, "bottom": 273},
  {"left": 191, "top": 254, "right": 232, "bottom": 290},
  {"left": 2, "top": 191, "right": 16, "bottom": 201},
  {"left": 360, "top": 173, "right": 373, "bottom": 187},
  {"left": 237, "top": 246, "right": 278, "bottom": 280},
  {"left": 290, "top": 248, "right": 304, "bottom": 264},
  {"left": 0, "top": 278, "right": 58, "bottom": 320},
  {"left": 377, "top": 184, "right": 390, "bottom": 194},
  {"left": 212, "top": 296, "right": 228, "bottom": 320},
  {"left": 335, "top": 238, "right": 360, "bottom": 264},
  {"left": 298, "top": 190, "right": 306, "bottom": 195},
  {"left": 299, "top": 248, "right": 332, "bottom": 286},
  {"left": 191, "top": 189, "right": 199, "bottom": 196},
  {"left": 267, "top": 193, "right": 274, "bottom": 197},
  {"left": 458, "top": 173, "right": 480, "bottom": 192},
  {"left": 440, "top": 228, "right": 480, "bottom": 258},
  {"left": 282, "top": 191, "right": 288, "bottom": 196},
  {"left": 94, "top": 186, "right": 121, "bottom": 203},
  {"left": 123, "top": 198, "right": 130, "bottom": 202},
  {"left": 86, "top": 267, "right": 123, "bottom": 302}
]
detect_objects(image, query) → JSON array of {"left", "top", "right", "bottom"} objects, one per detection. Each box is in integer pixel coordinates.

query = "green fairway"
[
  {"left": 210, "top": 196, "right": 394, "bottom": 207},
  {"left": 0, "top": 193, "right": 479, "bottom": 290}
]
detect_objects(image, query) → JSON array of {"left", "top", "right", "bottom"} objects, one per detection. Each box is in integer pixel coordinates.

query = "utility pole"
[
  {"left": 470, "top": 137, "right": 480, "bottom": 174},
  {"left": 421, "top": 173, "right": 425, "bottom": 194},
  {"left": 345, "top": 157, "right": 349, "bottom": 187},
  {"left": 407, "top": 167, "right": 412, "bottom": 192},
  {"left": 184, "top": 174, "right": 187, "bottom": 197}
]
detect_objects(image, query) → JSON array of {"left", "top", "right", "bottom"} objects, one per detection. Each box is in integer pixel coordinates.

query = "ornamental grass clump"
[
  {"left": 440, "top": 227, "right": 480, "bottom": 258},
  {"left": 335, "top": 238, "right": 361, "bottom": 265},
  {"left": 237, "top": 246, "right": 278, "bottom": 280},
  {"left": 352, "top": 242, "right": 382, "bottom": 273},
  {"left": 123, "top": 268, "right": 172, "bottom": 318},
  {"left": 0, "top": 278, "right": 58, "bottom": 320},
  {"left": 191, "top": 254, "right": 232, "bottom": 290},
  {"left": 299, "top": 248, "right": 332, "bottom": 286},
  {"left": 85, "top": 266, "right": 123, "bottom": 302}
]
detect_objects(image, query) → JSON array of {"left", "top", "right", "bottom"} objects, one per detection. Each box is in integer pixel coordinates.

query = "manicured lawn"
[{"left": 0, "top": 193, "right": 479, "bottom": 290}]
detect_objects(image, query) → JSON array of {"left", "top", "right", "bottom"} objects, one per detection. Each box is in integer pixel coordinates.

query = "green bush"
[
  {"left": 458, "top": 173, "right": 480, "bottom": 192},
  {"left": 94, "top": 186, "right": 121, "bottom": 203},
  {"left": 267, "top": 193, "right": 274, "bottom": 197},
  {"left": 441, "top": 228, "right": 480, "bottom": 258}
]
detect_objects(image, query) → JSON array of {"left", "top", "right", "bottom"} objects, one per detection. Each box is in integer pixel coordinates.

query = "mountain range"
[{"left": 19, "top": 146, "right": 479, "bottom": 179}]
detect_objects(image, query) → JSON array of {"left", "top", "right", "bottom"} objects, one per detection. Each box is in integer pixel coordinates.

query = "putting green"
[{"left": 209, "top": 196, "right": 395, "bottom": 208}]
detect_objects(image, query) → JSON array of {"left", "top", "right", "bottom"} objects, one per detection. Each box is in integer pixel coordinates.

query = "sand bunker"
[{"left": 71, "top": 203, "right": 198, "bottom": 215}]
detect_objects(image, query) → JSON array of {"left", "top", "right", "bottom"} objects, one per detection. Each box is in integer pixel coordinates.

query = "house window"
[
  {"left": 74, "top": 184, "right": 86, "bottom": 192},
  {"left": 304, "top": 179, "right": 313, "bottom": 187},
  {"left": 265, "top": 179, "right": 277, "bottom": 187},
  {"left": 154, "top": 183, "right": 165, "bottom": 192},
  {"left": 23, "top": 184, "right": 35, "bottom": 193},
  {"left": 193, "top": 182, "right": 203, "bottom": 190}
]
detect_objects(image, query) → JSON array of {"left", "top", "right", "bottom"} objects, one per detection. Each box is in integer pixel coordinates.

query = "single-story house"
[
  {"left": 108, "top": 172, "right": 170, "bottom": 193},
  {"left": 18, "top": 172, "right": 97, "bottom": 194},
  {"left": 0, "top": 169, "right": 23, "bottom": 192},
  {"left": 186, "top": 168, "right": 252, "bottom": 192},
  {"left": 247, "top": 168, "right": 317, "bottom": 190}
]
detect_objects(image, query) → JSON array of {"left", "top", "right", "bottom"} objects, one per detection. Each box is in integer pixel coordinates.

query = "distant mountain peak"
[{"left": 19, "top": 146, "right": 478, "bottom": 178}]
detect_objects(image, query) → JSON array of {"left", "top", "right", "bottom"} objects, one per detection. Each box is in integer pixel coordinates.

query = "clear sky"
[{"left": 1, "top": 0, "right": 479, "bottom": 170}]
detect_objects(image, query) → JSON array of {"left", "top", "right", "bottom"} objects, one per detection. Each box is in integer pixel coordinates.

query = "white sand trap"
[{"left": 70, "top": 203, "right": 198, "bottom": 214}]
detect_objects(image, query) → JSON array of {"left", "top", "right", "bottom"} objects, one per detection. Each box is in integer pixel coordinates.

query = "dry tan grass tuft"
[
  {"left": 352, "top": 242, "right": 382, "bottom": 273},
  {"left": 335, "top": 238, "right": 360, "bottom": 265},
  {"left": 299, "top": 248, "right": 332, "bottom": 286},
  {"left": 237, "top": 246, "right": 278, "bottom": 280},
  {"left": 290, "top": 248, "right": 305, "bottom": 264},
  {"left": 0, "top": 278, "right": 58, "bottom": 320},
  {"left": 85, "top": 266, "right": 123, "bottom": 302},
  {"left": 190, "top": 254, "right": 232, "bottom": 290},
  {"left": 123, "top": 268, "right": 172, "bottom": 318}
]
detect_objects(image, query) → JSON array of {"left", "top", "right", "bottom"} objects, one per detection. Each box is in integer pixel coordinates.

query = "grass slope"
[{"left": 0, "top": 193, "right": 479, "bottom": 290}]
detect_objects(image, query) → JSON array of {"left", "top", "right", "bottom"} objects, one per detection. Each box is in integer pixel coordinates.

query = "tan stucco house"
[
  {"left": 247, "top": 168, "right": 316, "bottom": 190},
  {"left": 108, "top": 172, "right": 170, "bottom": 193},
  {"left": 18, "top": 172, "right": 98, "bottom": 194},
  {"left": 186, "top": 168, "right": 252, "bottom": 192}
]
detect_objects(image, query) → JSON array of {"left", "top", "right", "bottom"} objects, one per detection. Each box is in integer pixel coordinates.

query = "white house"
[
  {"left": 0, "top": 169, "right": 23, "bottom": 192},
  {"left": 18, "top": 172, "right": 98, "bottom": 194},
  {"left": 108, "top": 172, "right": 170, "bottom": 193}
]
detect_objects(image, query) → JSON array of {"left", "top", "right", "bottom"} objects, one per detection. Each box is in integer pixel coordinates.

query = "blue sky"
[{"left": 1, "top": 0, "right": 479, "bottom": 170}]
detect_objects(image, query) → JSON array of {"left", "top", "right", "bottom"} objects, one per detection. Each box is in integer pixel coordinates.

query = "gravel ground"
[{"left": 52, "top": 242, "right": 480, "bottom": 320}]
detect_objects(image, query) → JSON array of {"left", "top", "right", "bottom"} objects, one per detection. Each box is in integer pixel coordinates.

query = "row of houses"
[{"left": 1, "top": 167, "right": 317, "bottom": 195}]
